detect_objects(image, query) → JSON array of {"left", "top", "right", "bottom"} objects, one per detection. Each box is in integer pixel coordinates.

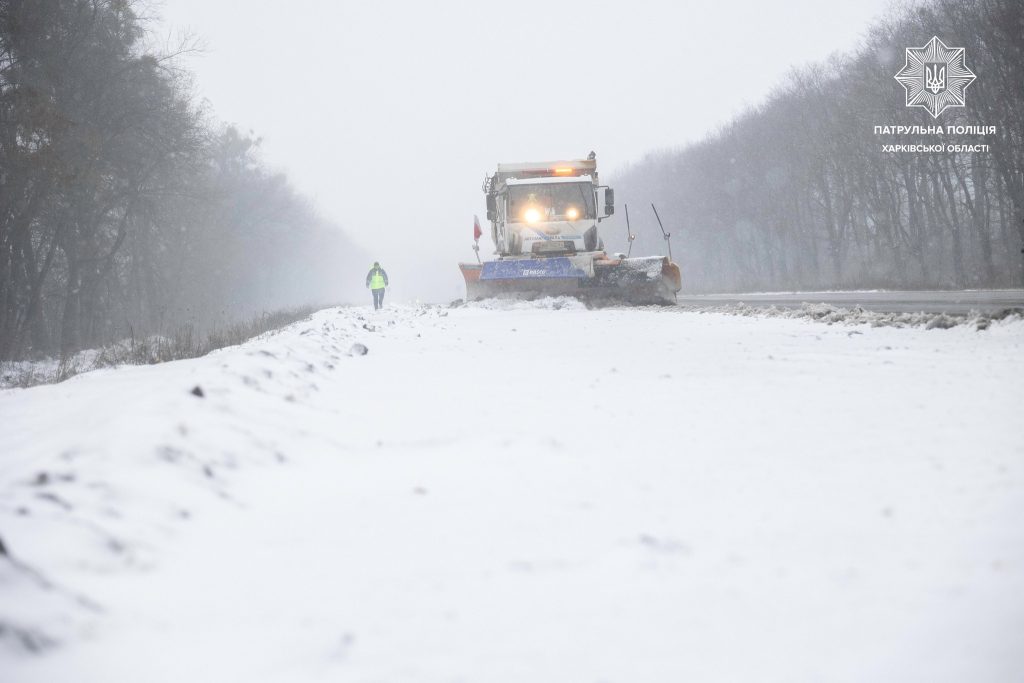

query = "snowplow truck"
[{"left": 459, "top": 154, "right": 681, "bottom": 304}]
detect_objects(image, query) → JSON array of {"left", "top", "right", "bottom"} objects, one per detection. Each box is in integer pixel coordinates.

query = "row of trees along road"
[
  {"left": 607, "top": 0, "right": 1024, "bottom": 294},
  {"left": 0, "top": 0, "right": 365, "bottom": 361}
]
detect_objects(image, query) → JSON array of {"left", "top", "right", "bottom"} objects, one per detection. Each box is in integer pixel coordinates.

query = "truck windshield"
[{"left": 507, "top": 182, "right": 596, "bottom": 222}]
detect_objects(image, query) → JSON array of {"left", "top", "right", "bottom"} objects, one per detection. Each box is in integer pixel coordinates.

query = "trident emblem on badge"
[{"left": 925, "top": 64, "right": 946, "bottom": 94}]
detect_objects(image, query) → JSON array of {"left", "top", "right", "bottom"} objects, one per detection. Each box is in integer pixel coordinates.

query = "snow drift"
[{"left": 2, "top": 303, "right": 1023, "bottom": 682}]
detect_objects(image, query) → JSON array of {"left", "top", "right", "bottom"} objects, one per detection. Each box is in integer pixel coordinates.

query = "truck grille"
[{"left": 531, "top": 240, "right": 576, "bottom": 255}]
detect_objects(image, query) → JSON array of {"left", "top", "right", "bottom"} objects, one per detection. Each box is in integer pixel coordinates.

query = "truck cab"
[
  {"left": 460, "top": 153, "right": 678, "bottom": 305},
  {"left": 484, "top": 158, "right": 614, "bottom": 258}
]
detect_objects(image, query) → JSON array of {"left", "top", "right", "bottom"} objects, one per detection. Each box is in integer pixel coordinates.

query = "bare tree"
[
  {"left": 607, "top": 0, "right": 1024, "bottom": 293},
  {"left": 0, "top": 0, "right": 365, "bottom": 360}
]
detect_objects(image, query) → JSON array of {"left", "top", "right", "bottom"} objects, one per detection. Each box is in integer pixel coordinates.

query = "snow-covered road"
[{"left": 3, "top": 301, "right": 1023, "bottom": 682}]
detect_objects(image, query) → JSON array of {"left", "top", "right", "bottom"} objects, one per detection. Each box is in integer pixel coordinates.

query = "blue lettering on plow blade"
[{"left": 480, "top": 258, "right": 587, "bottom": 281}]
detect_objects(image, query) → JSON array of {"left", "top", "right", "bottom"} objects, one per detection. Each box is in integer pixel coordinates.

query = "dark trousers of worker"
[{"left": 371, "top": 288, "right": 385, "bottom": 310}]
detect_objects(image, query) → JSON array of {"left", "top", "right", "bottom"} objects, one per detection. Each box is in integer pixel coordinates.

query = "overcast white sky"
[{"left": 156, "top": 0, "right": 893, "bottom": 302}]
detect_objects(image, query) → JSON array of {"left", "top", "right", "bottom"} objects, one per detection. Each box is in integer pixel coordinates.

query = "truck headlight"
[
  {"left": 566, "top": 207, "right": 579, "bottom": 220},
  {"left": 524, "top": 208, "right": 541, "bottom": 224}
]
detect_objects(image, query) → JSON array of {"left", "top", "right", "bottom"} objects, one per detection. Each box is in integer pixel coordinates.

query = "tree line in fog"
[
  {"left": 0, "top": 0, "right": 363, "bottom": 360},
  {"left": 609, "top": 0, "right": 1023, "bottom": 293}
]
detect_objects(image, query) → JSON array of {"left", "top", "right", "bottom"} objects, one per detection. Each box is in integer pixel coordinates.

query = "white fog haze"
[{"left": 157, "top": 0, "right": 892, "bottom": 302}]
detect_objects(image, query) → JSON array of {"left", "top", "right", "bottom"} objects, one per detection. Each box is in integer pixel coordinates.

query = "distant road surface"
[{"left": 674, "top": 289, "right": 1024, "bottom": 314}]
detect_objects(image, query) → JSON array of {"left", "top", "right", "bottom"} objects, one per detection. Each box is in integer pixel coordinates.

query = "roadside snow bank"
[
  {"left": 0, "top": 305, "right": 449, "bottom": 654},
  {"left": 679, "top": 301, "right": 1024, "bottom": 330},
  {"left": 2, "top": 302, "right": 1023, "bottom": 682}
]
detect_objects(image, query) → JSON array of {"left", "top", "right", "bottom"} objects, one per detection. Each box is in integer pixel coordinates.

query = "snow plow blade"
[{"left": 459, "top": 254, "right": 681, "bottom": 305}]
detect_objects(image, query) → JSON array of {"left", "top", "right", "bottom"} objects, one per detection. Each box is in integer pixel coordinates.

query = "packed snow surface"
[{"left": 2, "top": 301, "right": 1023, "bottom": 682}]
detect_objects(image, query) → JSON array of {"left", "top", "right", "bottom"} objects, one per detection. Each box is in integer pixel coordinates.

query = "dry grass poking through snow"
[{"left": 0, "top": 307, "right": 323, "bottom": 389}]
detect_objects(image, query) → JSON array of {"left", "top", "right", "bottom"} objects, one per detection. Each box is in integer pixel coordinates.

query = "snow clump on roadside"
[
  {"left": 462, "top": 296, "right": 587, "bottom": 312},
  {"left": 681, "top": 302, "right": 1024, "bottom": 330}
]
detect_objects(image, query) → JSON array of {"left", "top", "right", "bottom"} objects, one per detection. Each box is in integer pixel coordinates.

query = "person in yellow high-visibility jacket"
[{"left": 365, "top": 262, "right": 389, "bottom": 310}]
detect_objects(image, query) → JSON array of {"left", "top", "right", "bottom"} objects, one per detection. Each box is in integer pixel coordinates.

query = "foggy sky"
[{"left": 156, "top": 0, "right": 893, "bottom": 303}]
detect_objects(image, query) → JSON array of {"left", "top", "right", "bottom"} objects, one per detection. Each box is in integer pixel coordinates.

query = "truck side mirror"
[
  {"left": 604, "top": 188, "right": 615, "bottom": 216},
  {"left": 486, "top": 194, "right": 497, "bottom": 221}
]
